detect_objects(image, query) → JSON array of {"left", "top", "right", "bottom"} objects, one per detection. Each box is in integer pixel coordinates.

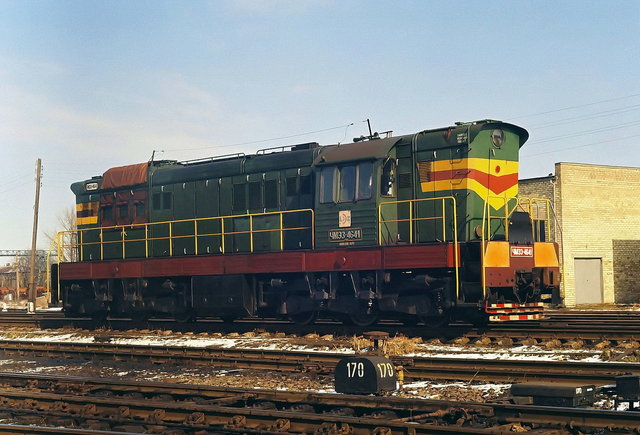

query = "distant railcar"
[{"left": 55, "top": 119, "right": 560, "bottom": 326}]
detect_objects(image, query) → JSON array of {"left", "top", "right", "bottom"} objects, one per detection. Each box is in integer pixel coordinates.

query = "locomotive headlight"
[
  {"left": 491, "top": 129, "right": 504, "bottom": 148},
  {"left": 85, "top": 182, "right": 99, "bottom": 191}
]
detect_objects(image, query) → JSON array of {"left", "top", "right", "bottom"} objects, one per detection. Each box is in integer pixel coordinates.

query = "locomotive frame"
[{"left": 53, "top": 119, "right": 560, "bottom": 326}]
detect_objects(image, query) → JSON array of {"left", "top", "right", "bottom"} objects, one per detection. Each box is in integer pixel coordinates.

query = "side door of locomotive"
[{"left": 315, "top": 159, "right": 377, "bottom": 249}]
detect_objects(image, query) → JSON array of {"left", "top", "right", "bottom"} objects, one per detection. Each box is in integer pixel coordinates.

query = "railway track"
[
  {"left": 5, "top": 309, "right": 640, "bottom": 342},
  {"left": 0, "top": 371, "right": 638, "bottom": 434},
  {"left": 0, "top": 338, "right": 638, "bottom": 385}
]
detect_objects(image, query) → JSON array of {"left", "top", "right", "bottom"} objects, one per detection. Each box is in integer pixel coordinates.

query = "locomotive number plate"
[
  {"left": 329, "top": 228, "right": 363, "bottom": 242},
  {"left": 511, "top": 246, "right": 533, "bottom": 257}
]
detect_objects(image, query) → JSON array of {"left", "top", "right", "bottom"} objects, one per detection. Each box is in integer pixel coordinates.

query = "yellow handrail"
[
  {"left": 482, "top": 196, "right": 552, "bottom": 243},
  {"left": 481, "top": 196, "right": 554, "bottom": 297},
  {"left": 378, "top": 196, "right": 459, "bottom": 300},
  {"left": 57, "top": 209, "right": 315, "bottom": 262}
]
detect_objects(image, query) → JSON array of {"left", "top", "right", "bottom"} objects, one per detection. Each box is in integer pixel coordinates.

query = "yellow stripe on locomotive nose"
[
  {"left": 76, "top": 201, "right": 99, "bottom": 211},
  {"left": 77, "top": 216, "right": 98, "bottom": 226},
  {"left": 76, "top": 201, "right": 99, "bottom": 226}
]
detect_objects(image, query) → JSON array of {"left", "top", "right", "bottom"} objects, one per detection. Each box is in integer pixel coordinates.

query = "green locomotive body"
[{"left": 60, "top": 119, "right": 559, "bottom": 325}]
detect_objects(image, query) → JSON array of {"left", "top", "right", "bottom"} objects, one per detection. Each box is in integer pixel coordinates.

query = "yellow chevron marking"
[{"left": 421, "top": 178, "right": 519, "bottom": 210}]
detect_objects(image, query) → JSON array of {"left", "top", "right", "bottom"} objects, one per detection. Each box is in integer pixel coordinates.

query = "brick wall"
[
  {"left": 612, "top": 240, "right": 640, "bottom": 304},
  {"left": 520, "top": 163, "right": 640, "bottom": 306},
  {"left": 519, "top": 176, "right": 558, "bottom": 243},
  {"left": 555, "top": 163, "right": 640, "bottom": 306}
]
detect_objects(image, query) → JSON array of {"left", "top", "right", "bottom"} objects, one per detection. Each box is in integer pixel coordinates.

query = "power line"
[
  {"left": 506, "top": 92, "right": 640, "bottom": 120},
  {"left": 524, "top": 134, "right": 638, "bottom": 157},
  {"left": 525, "top": 104, "right": 640, "bottom": 129},
  {"left": 527, "top": 120, "right": 640, "bottom": 145},
  {"left": 159, "top": 122, "right": 354, "bottom": 153}
]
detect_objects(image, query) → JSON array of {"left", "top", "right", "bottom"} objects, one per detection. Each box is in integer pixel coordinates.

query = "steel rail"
[
  {"left": 0, "top": 425, "right": 135, "bottom": 435},
  {"left": 0, "top": 372, "right": 639, "bottom": 433},
  {"left": 4, "top": 311, "right": 640, "bottom": 343},
  {"left": 0, "top": 339, "right": 639, "bottom": 385}
]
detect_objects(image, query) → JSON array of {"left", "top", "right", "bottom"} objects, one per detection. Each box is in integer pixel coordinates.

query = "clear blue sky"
[{"left": 1, "top": 0, "right": 639, "bottom": 250}]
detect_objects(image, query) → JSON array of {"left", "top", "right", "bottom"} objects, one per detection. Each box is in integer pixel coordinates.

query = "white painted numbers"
[
  {"left": 345, "top": 361, "right": 395, "bottom": 378},
  {"left": 376, "top": 362, "right": 395, "bottom": 378},
  {"left": 346, "top": 361, "right": 364, "bottom": 378}
]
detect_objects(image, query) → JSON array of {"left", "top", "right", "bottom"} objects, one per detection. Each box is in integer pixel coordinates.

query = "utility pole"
[{"left": 28, "top": 158, "right": 42, "bottom": 313}]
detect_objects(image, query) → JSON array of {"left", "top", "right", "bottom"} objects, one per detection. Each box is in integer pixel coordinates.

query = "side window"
[
  {"left": 153, "top": 193, "right": 161, "bottom": 210},
  {"left": 381, "top": 159, "right": 396, "bottom": 197},
  {"left": 320, "top": 167, "right": 336, "bottom": 204},
  {"left": 162, "top": 192, "right": 172, "bottom": 210},
  {"left": 299, "top": 174, "right": 312, "bottom": 195},
  {"left": 100, "top": 194, "right": 115, "bottom": 226},
  {"left": 135, "top": 201, "right": 145, "bottom": 218},
  {"left": 357, "top": 162, "right": 373, "bottom": 200},
  {"left": 338, "top": 166, "right": 356, "bottom": 202},
  {"left": 118, "top": 204, "right": 129, "bottom": 219},
  {"left": 265, "top": 179, "right": 279, "bottom": 209},
  {"left": 233, "top": 183, "right": 246, "bottom": 213},
  {"left": 101, "top": 205, "right": 113, "bottom": 225},
  {"left": 286, "top": 176, "right": 297, "bottom": 196},
  {"left": 248, "top": 181, "right": 262, "bottom": 210}
]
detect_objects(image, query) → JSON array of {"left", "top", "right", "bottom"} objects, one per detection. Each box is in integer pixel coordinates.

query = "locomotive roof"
[
  {"left": 313, "top": 135, "right": 407, "bottom": 166},
  {"left": 71, "top": 120, "right": 528, "bottom": 193}
]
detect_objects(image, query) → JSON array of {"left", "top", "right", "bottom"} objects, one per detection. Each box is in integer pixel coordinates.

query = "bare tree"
[{"left": 44, "top": 207, "right": 78, "bottom": 262}]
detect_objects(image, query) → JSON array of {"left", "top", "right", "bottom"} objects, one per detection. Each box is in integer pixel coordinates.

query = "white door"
[{"left": 574, "top": 258, "right": 603, "bottom": 304}]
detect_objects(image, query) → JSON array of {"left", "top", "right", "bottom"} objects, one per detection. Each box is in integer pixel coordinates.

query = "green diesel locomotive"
[{"left": 57, "top": 119, "right": 560, "bottom": 326}]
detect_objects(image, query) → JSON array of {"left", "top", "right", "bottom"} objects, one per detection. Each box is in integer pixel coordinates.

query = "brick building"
[{"left": 520, "top": 163, "right": 640, "bottom": 306}]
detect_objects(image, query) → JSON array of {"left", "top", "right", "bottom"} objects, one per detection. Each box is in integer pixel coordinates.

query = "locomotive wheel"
[
  {"left": 288, "top": 311, "right": 318, "bottom": 325},
  {"left": 346, "top": 302, "right": 379, "bottom": 327}
]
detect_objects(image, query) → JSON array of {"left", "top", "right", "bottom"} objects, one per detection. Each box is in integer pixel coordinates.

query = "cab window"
[
  {"left": 320, "top": 167, "right": 336, "bottom": 204},
  {"left": 338, "top": 166, "right": 356, "bottom": 202},
  {"left": 381, "top": 159, "right": 396, "bottom": 197},
  {"left": 357, "top": 162, "right": 373, "bottom": 200},
  {"left": 321, "top": 163, "right": 375, "bottom": 203}
]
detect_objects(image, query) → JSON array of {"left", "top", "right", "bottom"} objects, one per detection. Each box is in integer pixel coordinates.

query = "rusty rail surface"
[
  {"left": 0, "top": 371, "right": 638, "bottom": 434},
  {"left": 0, "top": 339, "right": 638, "bottom": 385}
]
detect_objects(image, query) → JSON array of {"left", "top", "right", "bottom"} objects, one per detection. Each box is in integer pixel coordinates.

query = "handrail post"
[
  {"left": 79, "top": 230, "right": 84, "bottom": 261},
  {"left": 169, "top": 222, "right": 173, "bottom": 257},
  {"left": 221, "top": 218, "right": 225, "bottom": 254},
  {"left": 409, "top": 201, "right": 414, "bottom": 243},
  {"left": 310, "top": 210, "right": 315, "bottom": 249},
  {"left": 481, "top": 199, "right": 487, "bottom": 298},
  {"left": 145, "top": 224, "right": 149, "bottom": 258},
  {"left": 121, "top": 227, "right": 126, "bottom": 259},
  {"left": 451, "top": 197, "right": 459, "bottom": 300},
  {"left": 279, "top": 212, "right": 284, "bottom": 251},
  {"left": 377, "top": 204, "right": 382, "bottom": 245},
  {"left": 441, "top": 198, "right": 446, "bottom": 242},
  {"left": 194, "top": 220, "right": 198, "bottom": 255},
  {"left": 503, "top": 196, "right": 509, "bottom": 241},
  {"left": 249, "top": 215, "right": 254, "bottom": 253},
  {"left": 100, "top": 228, "right": 104, "bottom": 261}
]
